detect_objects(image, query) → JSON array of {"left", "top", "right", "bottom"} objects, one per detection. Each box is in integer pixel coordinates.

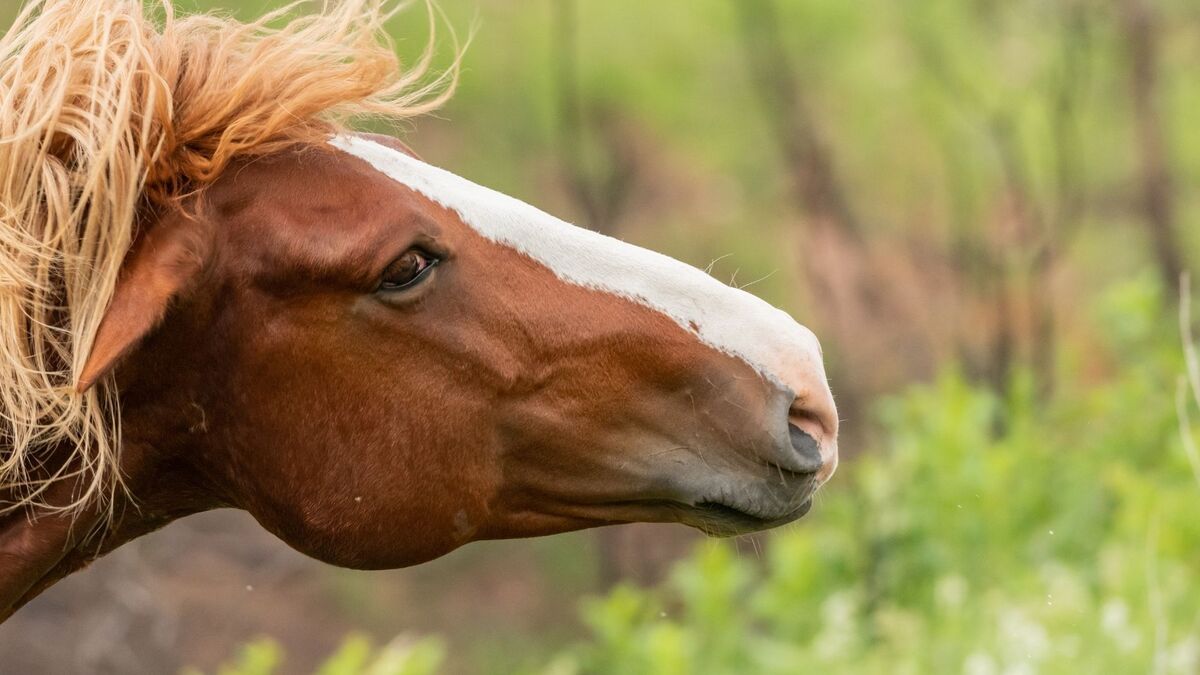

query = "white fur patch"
[{"left": 329, "top": 135, "right": 828, "bottom": 404}]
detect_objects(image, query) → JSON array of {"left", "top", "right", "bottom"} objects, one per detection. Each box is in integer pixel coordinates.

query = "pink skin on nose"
[{"left": 777, "top": 328, "right": 839, "bottom": 485}]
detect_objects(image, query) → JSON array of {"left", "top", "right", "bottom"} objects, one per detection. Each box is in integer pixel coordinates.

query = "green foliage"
[{"left": 185, "top": 634, "right": 444, "bottom": 675}]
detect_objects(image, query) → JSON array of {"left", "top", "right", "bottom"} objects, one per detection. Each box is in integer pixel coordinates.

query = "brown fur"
[{"left": 0, "top": 137, "right": 830, "bottom": 620}]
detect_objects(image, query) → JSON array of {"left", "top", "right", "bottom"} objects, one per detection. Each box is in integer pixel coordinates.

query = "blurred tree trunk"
[
  {"left": 732, "top": 0, "right": 890, "bottom": 434},
  {"left": 730, "top": 1, "right": 862, "bottom": 244},
  {"left": 550, "top": 0, "right": 636, "bottom": 236},
  {"left": 1118, "top": 0, "right": 1185, "bottom": 301},
  {"left": 1029, "top": 5, "right": 1091, "bottom": 400}
]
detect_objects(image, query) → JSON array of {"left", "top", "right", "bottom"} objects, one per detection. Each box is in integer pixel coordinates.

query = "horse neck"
[
  {"left": 0, "top": 433, "right": 212, "bottom": 621},
  {"left": 0, "top": 450, "right": 108, "bottom": 621}
]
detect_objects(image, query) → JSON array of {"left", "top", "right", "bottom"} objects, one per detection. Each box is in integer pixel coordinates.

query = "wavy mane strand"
[{"left": 0, "top": 0, "right": 456, "bottom": 516}]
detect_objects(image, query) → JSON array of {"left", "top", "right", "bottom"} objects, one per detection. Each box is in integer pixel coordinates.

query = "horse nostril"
[{"left": 787, "top": 423, "right": 823, "bottom": 474}]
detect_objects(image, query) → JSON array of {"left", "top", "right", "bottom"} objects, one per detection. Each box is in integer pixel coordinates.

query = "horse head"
[
  {"left": 78, "top": 133, "right": 839, "bottom": 568},
  {"left": 0, "top": 0, "right": 837, "bottom": 619}
]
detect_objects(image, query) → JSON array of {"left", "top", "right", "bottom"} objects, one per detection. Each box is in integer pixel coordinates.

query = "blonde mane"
[{"left": 0, "top": 0, "right": 456, "bottom": 516}]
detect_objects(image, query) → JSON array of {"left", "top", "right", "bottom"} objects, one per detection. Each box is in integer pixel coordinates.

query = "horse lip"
[
  {"left": 638, "top": 457, "right": 821, "bottom": 534},
  {"left": 591, "top": 488, "right": 814, "bottom": 536},
  {"left": 679, "top": 496, "right": 814, "bottom": 536}
]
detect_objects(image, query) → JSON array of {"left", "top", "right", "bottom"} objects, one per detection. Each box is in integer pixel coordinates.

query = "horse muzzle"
[
  {"left": 639, "top": 380, "right": 838, "bottom": 537},
  {"left": 671, "top": 422, "right": 833, "bottom": 535}
]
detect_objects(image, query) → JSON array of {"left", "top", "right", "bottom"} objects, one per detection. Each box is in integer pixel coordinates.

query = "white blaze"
[{"left": 329, "top": 135, "right": 831, "bottom": 420}]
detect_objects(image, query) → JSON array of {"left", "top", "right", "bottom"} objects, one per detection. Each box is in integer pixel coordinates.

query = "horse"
[{"left": 0, "top": 0, "right": 838, "bottom": 621}]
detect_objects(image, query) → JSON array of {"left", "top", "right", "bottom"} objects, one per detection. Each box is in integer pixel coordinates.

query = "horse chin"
[
  {"left": 646, "top": 462, "right": 823, "bottom": 536},
  {"left": 676, "top": 497, "right": 814, "bottom": 537},
  {"left": 583, "top": 489, "right": 817, "bottom": 538}
]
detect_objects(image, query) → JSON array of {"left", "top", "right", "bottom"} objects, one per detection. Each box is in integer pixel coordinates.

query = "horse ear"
[{"left": 76, "top": 212, "right": 211, "bottom": 392}]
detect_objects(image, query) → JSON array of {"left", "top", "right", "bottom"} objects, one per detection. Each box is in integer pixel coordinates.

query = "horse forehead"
[
  {"left": 327, "top": 135, "right": 826, "bottom": 391},
  {"left": 210, "top": 150, "right": 442, "bottom": 265}
]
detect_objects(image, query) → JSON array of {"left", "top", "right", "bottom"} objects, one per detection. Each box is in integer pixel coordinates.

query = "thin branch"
[{"left": 1175, "top": 275, "right": 1200, "bottom": 489}]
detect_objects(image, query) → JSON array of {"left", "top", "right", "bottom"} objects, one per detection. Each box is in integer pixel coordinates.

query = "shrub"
[{"left": 184, "top": 633, "right": 445, "bottom": 675}]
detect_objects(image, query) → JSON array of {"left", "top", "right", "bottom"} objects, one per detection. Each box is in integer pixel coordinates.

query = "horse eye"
[{"left": 379, "top": 250, "right": 438, "bottom": 291}]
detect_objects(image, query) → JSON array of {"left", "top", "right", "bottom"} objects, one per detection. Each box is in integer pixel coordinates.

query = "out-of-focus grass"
[{"left": 185, "top": 633, "right": 445, "bottom": 675}]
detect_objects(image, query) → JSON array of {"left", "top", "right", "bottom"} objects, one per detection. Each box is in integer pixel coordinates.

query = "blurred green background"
[{"left": 3, "top": 0, "right": 1200, "bottom": 673}]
